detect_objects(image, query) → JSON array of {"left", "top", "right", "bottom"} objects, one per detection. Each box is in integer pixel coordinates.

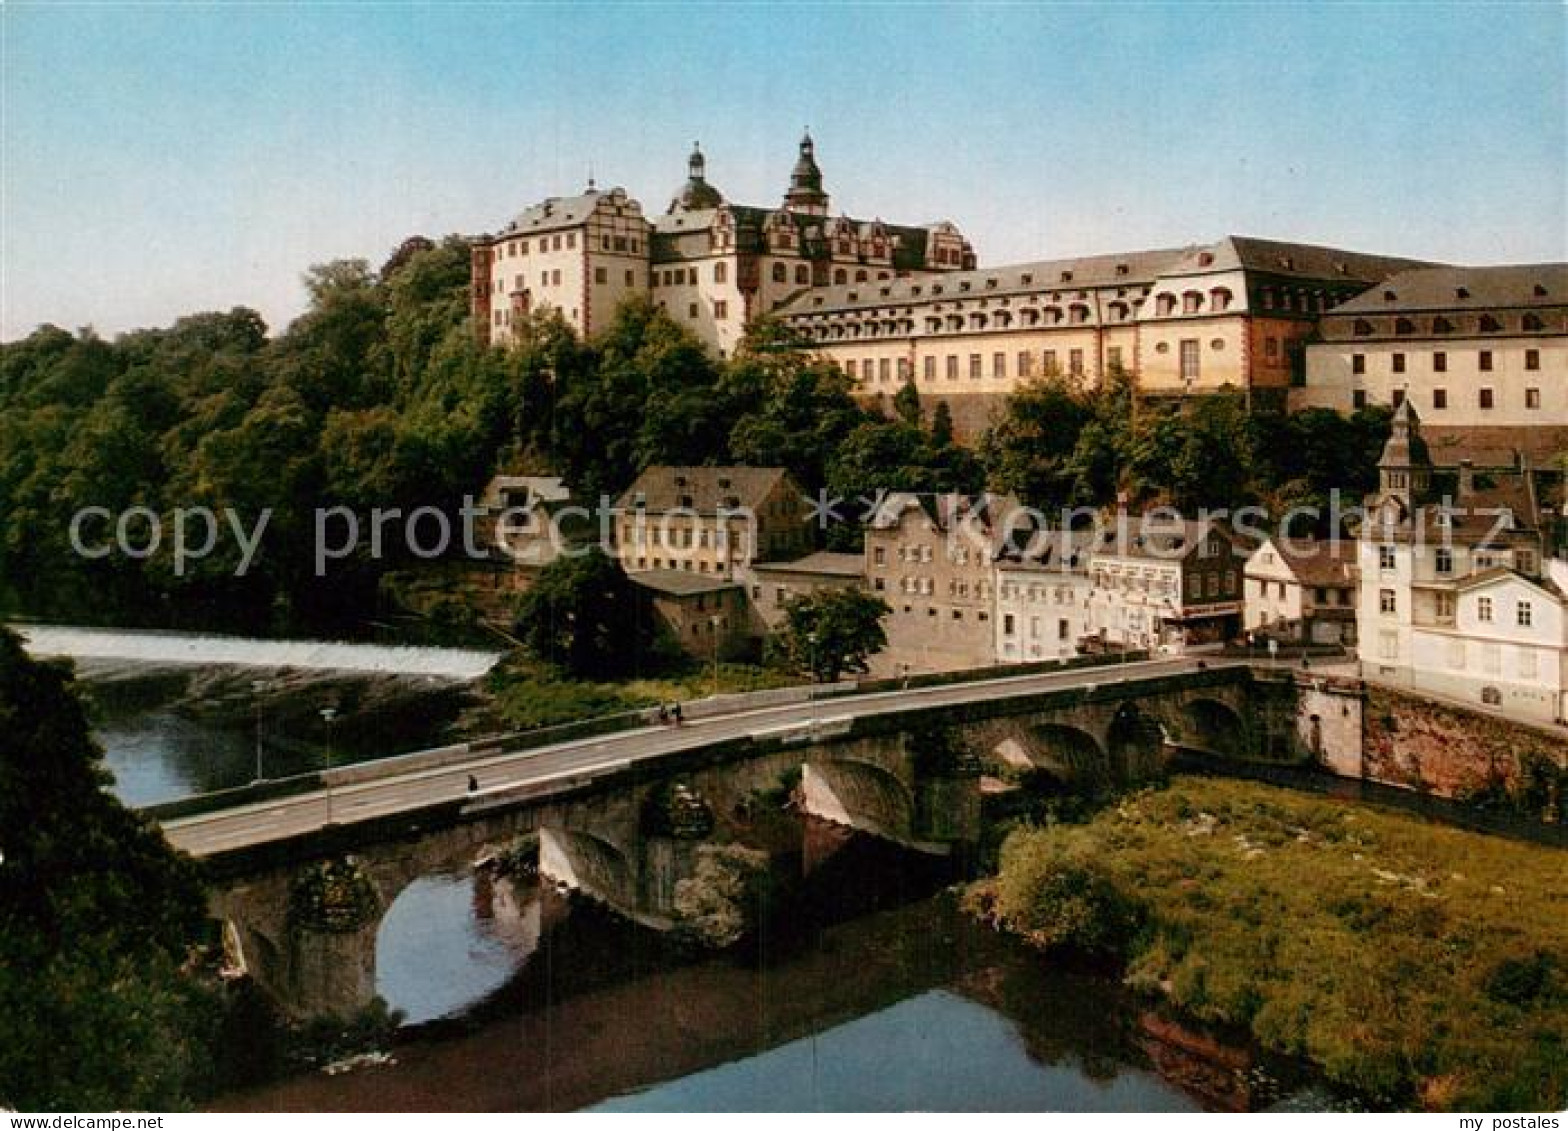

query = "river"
[{"left": 213, "top": 827, "right": 1306, "bottom": 1113}]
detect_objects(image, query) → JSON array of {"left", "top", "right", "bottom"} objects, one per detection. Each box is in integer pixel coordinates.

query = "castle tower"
[
  {"left": 783, "top": 131, "right": 830, "bottom": 216},
  {"left": 669, "top": 142, "right": 724, "bottom": 212}
]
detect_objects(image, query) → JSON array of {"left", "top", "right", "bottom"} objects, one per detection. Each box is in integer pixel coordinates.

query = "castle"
[{"left": 470, "top": 136, "right": 1566, "bottom": 465}]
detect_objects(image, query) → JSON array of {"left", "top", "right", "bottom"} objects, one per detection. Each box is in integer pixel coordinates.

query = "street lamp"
[
  {"left": 710, "top": 615, "right": 722, "bottom": 699},
  {"left": 807, "top": 631, "right": 818, "bottom": 687},
  {"left": 250, "top": 679, "right": 269, "bottom": 784},
  {"left": 319, "top": 706, "right": 338, "bottom": 826}
]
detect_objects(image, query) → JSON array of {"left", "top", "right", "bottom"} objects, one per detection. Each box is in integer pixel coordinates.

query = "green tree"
[
  {"left": 724, "top": 323, "right": 873, "bottom": 491},
  {"left": 979, "top": 375, "right": 1094, "bottom": 509},
  {"left": 512, "top": 548, "right": 658, "bottom": 679},
  {"left": 778, "top": 587, "right": 891, "bottom": 682},
  {"left": 0, "top": 629, "right": 216, "bottom": 1110}
]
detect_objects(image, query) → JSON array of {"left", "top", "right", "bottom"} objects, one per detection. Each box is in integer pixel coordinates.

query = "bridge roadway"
[{"left": 162, "top": 656, "right": 1231, "bottom": 858}]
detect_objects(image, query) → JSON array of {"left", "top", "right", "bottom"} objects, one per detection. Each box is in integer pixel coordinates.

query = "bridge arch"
[
  {"left": 537, "top": 827, "right": 638, "bottom": 912},
  {"left": 1014, "top": 723, "right": 1108, "bottom": 787},
  {"left": 1181, "top": 696, "right": 1249, "bottom": 758},
  {"left": 801, "top": 756, "right": 917, "bottom": 846}
]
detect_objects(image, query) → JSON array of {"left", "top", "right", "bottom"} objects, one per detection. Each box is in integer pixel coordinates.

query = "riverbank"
[{"left": 967, "top": 777, "right": 1568, "bottom": 1111}]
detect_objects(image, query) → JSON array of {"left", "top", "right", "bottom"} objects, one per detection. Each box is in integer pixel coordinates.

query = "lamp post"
[
  {"left": 807, "top": 631, "right": 818, "bottom": 687},
  {"left": 319, "top": 706, "right": 338, "bottom": 826},
  {"left": 710, "top": 615, "right": 722, "bottom": 699}
]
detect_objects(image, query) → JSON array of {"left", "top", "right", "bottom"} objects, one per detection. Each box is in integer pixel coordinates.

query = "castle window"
[
  {"left": 1353, "top": 319, "right": 1374, "bottom": 336},
  {"left": 1433, "top": 388, "right": 1447, "bottom": 409},
  {"left": 856, "top": 269, "right": 868, "bottom": 282},
  {"left": 1479, "top": 350, "right": 1493, "bottom": 371},
  {"left": 1433, "top": 351, "right": 1446, "bottom": 372},
  {"left": 715, "top": 262, "right": 727, "bottom": 283},
  {"left": 1210, "top": 287, "right": 1232, "bottom": 311},
  {"left": 796, "top": 265, "right": 810, "bottom": 285},
  {"left": 772, "top": 263, "right": 787, "bottom": 283},
  {"left": 1392, "top": 353, "right": 1405, "bottom": 374},
  {"left": 1069, "top": 349, "right": 1084, "bottom": 376},
  {"left": 1479, "top": 313, "right": 1502, "bottom": 332},
  {"left": 1394, "top": 317, "right": 1415, "bottom": 335},
  {"left": 1479, "top": 387, "right": 1494, "bottom": 409},
  {"left": 1432, "top": 316, "right": 1453, "bottom": 333},
  {"left": 1526, "top": 348, "right": 1540, "bottom": 370},
  {"left": 1522, "top": 313, "right": 1544, "bottom": 331},
  {"left": 834, "top": 268, "right": 847, "bottom": 284},
  {"left": 1182, "top": 291, "right": 1203, "bottom": 314},
  {"left": 1526, "top": 388, "right": 1540, "bottom": 409}
]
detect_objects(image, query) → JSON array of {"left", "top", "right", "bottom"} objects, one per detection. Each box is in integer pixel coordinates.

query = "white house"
[{"left": 1244, "top": 536, "right": 1358, "bottom": 646}]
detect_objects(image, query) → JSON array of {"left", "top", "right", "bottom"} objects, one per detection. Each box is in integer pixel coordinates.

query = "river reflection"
[
  {"left": 79, "top": 665, "right": 469, "bottom": 806},
  {"left": 225, "top": 831, "right": 1230, "bottom": 1113}
]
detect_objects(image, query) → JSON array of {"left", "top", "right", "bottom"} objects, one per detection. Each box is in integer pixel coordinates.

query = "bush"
[{"left": 970, "top": 778, "right": 1568, "bottom": 1110}]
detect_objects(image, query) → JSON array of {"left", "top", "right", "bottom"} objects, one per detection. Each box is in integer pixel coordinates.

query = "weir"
[{"left": 15, "top": 624, "right": 502, "bottom": 679}]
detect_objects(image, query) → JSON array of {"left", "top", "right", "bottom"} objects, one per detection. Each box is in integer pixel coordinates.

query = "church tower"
[{"left": 783, "top": 131, "right": 830, "bottom": 216}]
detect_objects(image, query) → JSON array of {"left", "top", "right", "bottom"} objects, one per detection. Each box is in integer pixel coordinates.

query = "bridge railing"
[{"left": 145, "top": 649, "right": 1162, "bottom": 824}]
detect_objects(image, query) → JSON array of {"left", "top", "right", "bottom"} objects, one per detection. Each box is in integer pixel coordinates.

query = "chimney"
[{"left": 1458, "top": 459, "right": 1475, "bottom": 497}]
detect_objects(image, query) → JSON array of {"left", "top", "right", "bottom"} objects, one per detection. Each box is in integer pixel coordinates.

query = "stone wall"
[{"left": 1360, "top": 684, "right": 1566, "bottom": 819}]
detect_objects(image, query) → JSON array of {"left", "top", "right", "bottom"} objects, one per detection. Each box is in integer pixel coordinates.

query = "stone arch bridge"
[{"left": 186, "top": 665, "right": 1294, "bottom": 1018}]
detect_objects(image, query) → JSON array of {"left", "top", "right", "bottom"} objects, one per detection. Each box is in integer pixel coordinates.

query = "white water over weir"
[{"left": 16, "top": 625, "right": 502, "bottom": 680}]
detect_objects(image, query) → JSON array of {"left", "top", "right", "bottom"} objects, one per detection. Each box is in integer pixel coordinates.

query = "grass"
[
  {"left": 483, "top": 656, "right": 799, "bottom": 730},
  {"left": 968, "top": 777, "right": 1568, "bottom": 1110}
]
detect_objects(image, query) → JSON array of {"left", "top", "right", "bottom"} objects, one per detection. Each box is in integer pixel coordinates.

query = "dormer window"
[
  {"left": 1115, "top": 263, "right": 1130, "bottom": 276},
  {"left": 1197, "top": 252, "right": 1214, "bottom": 267},
  {"left": 1455, "top": 286, "right": 1470, "bottom": 300},
  {"left": 1020, "top": 273, "right": 1033, "bottom": 285},
  {"left": 1060, "top": 270, "right": 1074, "bottom": 283},
  {"left": 1534, "top": 283, "right": 1549, "bottom": 297},
  {"left": 1383, "top": 289, "right": 1397, "bottom": 302},
  {"left": 1353, "top": 319, "right": 1374, "bottom": 336}
]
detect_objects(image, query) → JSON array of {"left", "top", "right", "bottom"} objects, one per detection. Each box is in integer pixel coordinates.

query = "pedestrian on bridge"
[{"left": 467, "top": 774, "right": 479, "bottom": 794}]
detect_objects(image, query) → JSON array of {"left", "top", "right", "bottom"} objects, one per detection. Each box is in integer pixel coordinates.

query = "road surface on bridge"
[{"left": 162, "top": 656, "right": 1232, "bottom": 858}]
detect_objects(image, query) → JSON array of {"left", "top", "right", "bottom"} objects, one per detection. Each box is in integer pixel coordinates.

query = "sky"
[{"left": 2, "top": 1, "right": 1565, "bottom": 341}]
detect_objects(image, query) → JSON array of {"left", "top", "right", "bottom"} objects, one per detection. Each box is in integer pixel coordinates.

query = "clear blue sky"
[{"left": 3, "top": 2, "right": 1564, "bottom": 340}]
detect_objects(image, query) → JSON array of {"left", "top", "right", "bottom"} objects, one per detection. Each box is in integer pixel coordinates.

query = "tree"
[
  {"left": 979, "top": 375, "right": 1094, "bottom": 510},
  {"left": 892, "top": 378, "right": 922, "bottom": 426},
  {"left": 723, "top": 325, "right": 873, "bottom": 491},
  {"left": 0, "top": 629, "right": 217, "bottom": 1110},
  {"left": 512, "top": 548, "right": 658, "bottom": 679},
  {"left": 778, "top": 587, "right": 891, "bottom": 683}
]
